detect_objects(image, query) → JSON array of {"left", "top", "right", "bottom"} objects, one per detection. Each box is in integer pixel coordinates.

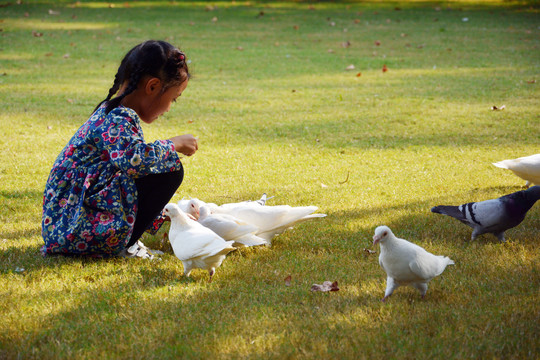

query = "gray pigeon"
[{"left": 431, "top": 186, "right": 540, "bottom": 242}]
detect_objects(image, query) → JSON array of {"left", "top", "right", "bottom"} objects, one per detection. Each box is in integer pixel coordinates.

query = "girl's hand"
[{"left": 170, "top": 134, "right": 198, "bottom": 156}]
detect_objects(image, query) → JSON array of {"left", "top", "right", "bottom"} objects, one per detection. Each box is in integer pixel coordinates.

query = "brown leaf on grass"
[
  {"left": 356, "top": 72, "right": 362, "bottom": 77},
  {"left": 66, "top": 98, "right": 73, "bottom": 103},
  {"left": 341, "top": 41, "right": 351, "bottom": 48},
  {"left": 345, "top": 64, "right": 355, "bottom": 70},
  {"left": 48, "top": 9, "right": 60, "bottom": 15},
  {"left": 354, "top": 19, "right": 361, "bottom": 24},
  {"left": 63, "top": 53, "right": 70, "bottom": 59},
  {"left": 363, "top": 248, "right": 376, "bottom": 255},
  {"left": 374, "top": 40, "right": 381, "bottom": 46},
  {"left": 491, "top": 105, "right": 505, "bottom": 111},
  {"left": 311, "top": 281, "right": 339, "bottom": 292},
  {"left": 32, "top": 31, "right": 43, "bottom": 37},
  {"left": 236, "top": 46, "right": 244, "bottom": 51},
  {"left": 527, "top": 79, "right": 536, "bottom": 84},
  {"left": 211, "top": 17, "right": 218, "bottom": 22},
  {"left": 284, "top": 275, "right": 292, "bottom": 286},
  {"left": 293, "top": 25, "right": 299, "bottom": 30},
  {"left": 382, "top": 64, "right": 388, "bottom": 72},
  {"left": 24, "top": 12, "right": 29, "bottom": 17},
  {"left": 44, "top": 52, "right": 53, "bottom": 57}
]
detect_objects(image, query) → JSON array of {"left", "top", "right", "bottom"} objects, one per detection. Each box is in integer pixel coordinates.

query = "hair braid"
[{"left": 105, "top": 66, "right": 143, "bottom": 114}]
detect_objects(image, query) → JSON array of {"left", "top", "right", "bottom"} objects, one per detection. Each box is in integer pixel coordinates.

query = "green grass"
[{"left": 1, "top": 0, "right": 539, "bottom": 358}]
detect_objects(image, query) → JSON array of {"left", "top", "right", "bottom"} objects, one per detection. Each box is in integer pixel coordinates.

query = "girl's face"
[{"left": 140, "top": 79, "right": 188, "bottom": 124}]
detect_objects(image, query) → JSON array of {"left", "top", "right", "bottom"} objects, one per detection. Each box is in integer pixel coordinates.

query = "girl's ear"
[{"left": 144, "top": 77, "right": 162, "bottom": 95}]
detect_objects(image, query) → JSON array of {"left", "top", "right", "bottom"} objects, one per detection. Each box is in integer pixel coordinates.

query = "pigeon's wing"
[
  {"left": 408, "top": 250, "right": 446, "bottom": 281},
  {"left": 232, "top": 233, "right": 267, "bottom": 247},
  {"left": 467, "top": 199, "right": 506, "bottom": 228},
  {"left": 200, "top": 213, "right": 259, "bottom": 240},
  {"left": 172, "top": 227, "right": 232, "bottom": 261},
  {"left": 256, "top": 213, "right": 327, "bottom": 240}
]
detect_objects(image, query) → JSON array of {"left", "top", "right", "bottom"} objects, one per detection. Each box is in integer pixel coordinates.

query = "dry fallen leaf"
[
  {"left": 293, "top": 25, "right": 299, "bottom": 30},
  {"left": 527, "top": 79, "right": 536, "bottom": 84},
  {"left": 311, "top": 281, "right": 339, "bottom": 292},
  {"left": 48, "top": 9, "right": 60, "bottom": 15},
  {"left": 284, "top": 275, "right": 292, "bottom": 286},
  {"left": 345, "top": 64, "right": 355, "bottom": 70},
  {"left": 363, "top": 248, "right": 376, "bottom": 255},
  {"left": 341, "top": 41, "right": 351, "bottom": 48},
  {"left": 356, "top": 72, "right": 362, "bottom": 77},
  {"left": 236, "top": 46, "right": 244, "bottom": 51},
  {"left": 491, "top": 105, "right": 506, "bottom": 111},
  {"left": 32, "top": 31, "right": 43, "bottom": 37},
  {"left": 382, "top": 64, "right": 388, "bottom": 72},
  {"left": 211, "top": 17, "right": 218, "bottom": 22},
  {"left": 374, "top": 40, "right": 381, "bottom": 46}
]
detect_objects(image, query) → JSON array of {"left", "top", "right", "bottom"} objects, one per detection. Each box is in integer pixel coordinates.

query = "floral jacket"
[{"left": 41, "top": 105, "right": 182, "bottom": 256}]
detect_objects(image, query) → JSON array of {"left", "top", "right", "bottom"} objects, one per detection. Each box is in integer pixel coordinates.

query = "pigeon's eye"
[{"left": 383, "top": 232, "right": 387, "bottom": 236}]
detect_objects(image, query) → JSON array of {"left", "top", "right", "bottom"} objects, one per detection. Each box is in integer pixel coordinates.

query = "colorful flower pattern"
[{"left": 42, "top": 105, "right": 182, "bottom": 256}]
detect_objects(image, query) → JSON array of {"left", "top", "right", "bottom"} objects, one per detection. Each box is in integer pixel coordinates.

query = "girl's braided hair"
[{"left": 94, "top": 40, "right": 189, "bottom": 114}]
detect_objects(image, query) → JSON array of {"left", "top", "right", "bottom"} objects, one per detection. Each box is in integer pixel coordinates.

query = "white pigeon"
[
  {"left": 372, "top": 226, "right": 455, "bottom": 302},
  {"left": 197, "top": 205, "right": 268, "bottom": 247},
  {"left": 163, "top": 203, "right": 236, "bottom": 282},
  {"left": 493, "top": 153, "right": 540, "bottom": 188},
  {"left": 188, "top": 199, "right": 326, "bottom": 243},
  {"left": 179, "top": 193, "right": 269, "bottom": 217}
]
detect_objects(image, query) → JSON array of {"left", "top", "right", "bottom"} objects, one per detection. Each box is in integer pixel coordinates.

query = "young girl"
[{"left": 42, "top": 40, "right": 198, "bottom": 258}]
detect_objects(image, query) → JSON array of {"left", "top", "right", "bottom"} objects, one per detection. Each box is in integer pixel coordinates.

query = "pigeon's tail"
[
  {"left": 435, "top": 256, "right": 455, "bottom": 276},
  {"left": 492, "top": 160, "right": 510, "bottom": 169},
  {"left": 256, "top": 193, "right": 267, "bottom": 206},
  {"left": 431, "top": 205, "right": 464, "bottom": 220}
]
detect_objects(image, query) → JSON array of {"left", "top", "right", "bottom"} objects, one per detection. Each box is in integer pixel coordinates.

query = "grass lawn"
[{"left": 1, "top": 0, "right": 539, "bottom": 358}]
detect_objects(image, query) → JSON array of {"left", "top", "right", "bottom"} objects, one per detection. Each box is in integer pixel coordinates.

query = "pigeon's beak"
[{"left": 372, "top": 235, "right": 381, "bottom": 246}]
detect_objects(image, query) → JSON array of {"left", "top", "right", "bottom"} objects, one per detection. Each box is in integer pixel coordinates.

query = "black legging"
[{"left": 128, "top": 167, "right": 184, "bottom": 246}]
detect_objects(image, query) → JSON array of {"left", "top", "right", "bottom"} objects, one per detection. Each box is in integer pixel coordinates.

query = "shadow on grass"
[{"left": 2, "top": 191, "right": 538, "bottom": 357}]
